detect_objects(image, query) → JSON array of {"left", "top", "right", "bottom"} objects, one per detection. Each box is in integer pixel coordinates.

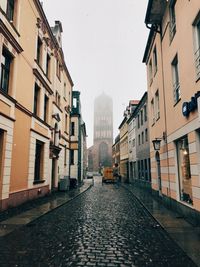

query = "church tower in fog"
[{"left": 92, "top": 93, "right": 113, "bottom": 171}]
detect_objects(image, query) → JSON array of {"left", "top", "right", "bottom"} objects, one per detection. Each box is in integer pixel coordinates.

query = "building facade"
[
  {"left": 0, "top": 0, "right": 73, "bottom": 210},
  {"left": 92, "top": 93, "right": 113, "bottom": 171},
  {"left": 112, "top": 134, "right": 120, "bottom": 167},
  {"left": 70, "top": 91, "right": 87, "bottom": 186},
  {"left": 133, "top": 92, "right": 151, "bottom": 186},
  {"left": 118, "top": 101, "right": 138, "bottom": 182},
  {"left": 143, "top": 0, "right": 200, "bottom": 223},
  {"left": 119, "top": 117, "right": 129, "bottom": 182}
]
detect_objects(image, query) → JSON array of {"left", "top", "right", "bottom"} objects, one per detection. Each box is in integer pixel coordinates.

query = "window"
[
  {"left": 138, "top": 161, "right": 141, "bottom": 179},
  {"left": 145, "top": 128, "right": 148, "bottom": 142},
  {"left": 73, "top": 97, "right": 77, "bottom": 108},
  {"left": 46, "top": 53, "right": 51, "bottom": 79},
  {"left": 70, "top": 150, "right": 74, "bottom": 165},
  {"left": 137, "top": 114, "right": 140, "bottom": 128},
  {"left": 33, "top": 84, "right": 40, "bottom": 116},
  {"left": 144, "top": 159, "right": 148, "bottom": 180},
  {"left": 138, "top": 134, "right": 141, "bottom": 145},
  {"left": 65, "top": 115, "right": 68, "bottom": 133},
  {"left": 141, "top": 160, "right": 144, "bottom": 179},
  {"left": 63, "top": 83, "right": 67, "bottom": 99},
  {"left": 193, "top": 13, "right": 200, "bottom": 80},
  {"left": 142, "top": 132, "right": 144, "bottom": 144},
  {"left": 169, "top": 0, "right": 176, "bottom": 41},
  {"left": 1, "top": 48, "right": 13, "bottom": 94},
  {"left": 44, "top": 95, "right": 49, "bottom": 123},
  {"left": 37, "top": 37, "right": 42, "bottom": 65},
  {"left": 144, "top": 105, "right": 147, "bottom": 122},
  {"left": 34, "top": 140, "right": 44, "bottom": 182},
  {"left": 132, "top": 139, "right": 135, "bottom": 147},
  {"left": 149, "top": 59, "right": 153, "bottom": 84},
  {"left": 148, "top": 158, "right": 151, "bottom": 182},
  {"left": 155, "top": 90, "right": 160, "bottom": 120},
  {"left": 6, "top": 0, "right": 15, "bottom": 22},
  {"left": 176, "top": 136, "right": 193, "bottom": 205},
  {"left": 151, "top": 98, "right": 155, "bottom": 125},
  {"left": 56, "top": 60, "right": 61, "bottom": 79},
  {"left": 153, "top": 46, "right": 158, "bottom": 75},
  {"left": 172, "top": 55, "right": 180, "bottom": 103},
  {"left": 140, "top": 110, "right": 143, "bottom": 126},
  {"left": 0, "top": 129, "right": 5, "bottom": 180},
  {"left": 55, "top": 91, "right": 61, "bottom": 107}
]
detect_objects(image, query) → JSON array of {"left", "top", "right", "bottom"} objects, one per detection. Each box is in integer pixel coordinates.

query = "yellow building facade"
[
  {"left": 143, "top": 0, "right": 200, "bottom": 223},
  {"left": 0, "top": 0, "right": 73, "bottom": 210}
]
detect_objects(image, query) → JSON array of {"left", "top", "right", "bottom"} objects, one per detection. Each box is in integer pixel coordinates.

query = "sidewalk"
[
  {"left": 123, "top": 183, "right": 200, "bottom": 267},
  {"left": 0, "top": 179, "right": 93, "bottom": 237}
]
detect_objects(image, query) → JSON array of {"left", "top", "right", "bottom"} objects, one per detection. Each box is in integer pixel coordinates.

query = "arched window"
[{"left": 99, "top": 142, "right": 110, "bottom": 167}]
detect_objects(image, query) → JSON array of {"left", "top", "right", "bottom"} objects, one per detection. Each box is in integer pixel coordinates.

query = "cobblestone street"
[{"left": 0, "top": 178, "right": 197, "bottom": 267}]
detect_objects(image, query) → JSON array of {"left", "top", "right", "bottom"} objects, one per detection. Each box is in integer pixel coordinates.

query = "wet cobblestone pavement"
[{"left": 0, "top": 178, "right": 197, "bottom": 267}]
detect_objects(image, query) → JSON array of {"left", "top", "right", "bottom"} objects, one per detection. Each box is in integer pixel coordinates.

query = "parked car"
[{"left": 86, "top": 172, "right": 93, "bottom": 179}]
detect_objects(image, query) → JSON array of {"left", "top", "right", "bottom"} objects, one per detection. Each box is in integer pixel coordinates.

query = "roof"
[
  {"left": 127, "top": 92, "right": 148, "bottom": 123},
  {"left": 34, "top": 0, "right": 74, "bottom": 87},
  {"left": 129, "top": 100, "right": 140, "bottom": 105},
  {"left": 145, "top": 0, "right": 167, "bottom": 25},
  {"left": 142, "top": 28, "right": 156, "bottom": 63},
  {"left": 143, "top": 0, "right": 167, "bottom": 63},
  {"left": 118, "top": 117, "right": 127, "bottom": 130}
]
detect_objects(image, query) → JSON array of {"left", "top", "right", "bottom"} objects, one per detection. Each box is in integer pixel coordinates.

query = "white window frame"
[
  {"left": 169, "top": 0, "right": 176, "bottom": 42},
  {"left": 193, "top": 12, "right": 200, "bottom": 80},
  {"left": 171, "top": 55, "right": 180, "bottom": 104}
]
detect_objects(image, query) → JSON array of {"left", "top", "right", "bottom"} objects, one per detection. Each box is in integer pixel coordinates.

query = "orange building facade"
[
  {"left": 143, "top": 0, "right": 200, "bottom": 223},
  {"left": 0, "top": 0, "right": 73, "bottom": 210}
]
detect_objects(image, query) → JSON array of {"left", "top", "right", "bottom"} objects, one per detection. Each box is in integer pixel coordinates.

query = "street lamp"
[{"left": 152, "top": 138, "right": 162, "bottom": 151}]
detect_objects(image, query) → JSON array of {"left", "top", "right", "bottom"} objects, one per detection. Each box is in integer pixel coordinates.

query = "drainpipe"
[{"left": 160, "top": 28, "right": 171, "bottom": 200}]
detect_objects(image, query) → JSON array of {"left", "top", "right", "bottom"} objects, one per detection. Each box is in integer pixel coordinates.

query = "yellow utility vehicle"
[{"left": 102, "top": 167, "right": 115, "bottom": 183}]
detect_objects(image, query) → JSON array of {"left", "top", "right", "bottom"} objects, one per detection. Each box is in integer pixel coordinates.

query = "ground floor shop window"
[{"left": 177, "top": 136, "right": 193, "bottom": 205}]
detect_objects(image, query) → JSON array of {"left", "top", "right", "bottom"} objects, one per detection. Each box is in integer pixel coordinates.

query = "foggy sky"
[{"left": 43, "top": 0, "right": 149, "bottom": 147}]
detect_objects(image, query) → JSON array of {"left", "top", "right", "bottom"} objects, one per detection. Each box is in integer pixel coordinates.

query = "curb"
[
  {"left": 122, "top": 184, "right": 198, "bottom": 267},
  {"left": 0, "top": 182, "right": 93, "bottom": 236},
  {"left": 27, "top": 183, "right": 93, "bottom": 226}
]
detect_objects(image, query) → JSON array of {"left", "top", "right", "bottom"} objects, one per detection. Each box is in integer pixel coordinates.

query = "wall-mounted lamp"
[{"left": 152, "top": 138, "right": 162, "bottom": 151}]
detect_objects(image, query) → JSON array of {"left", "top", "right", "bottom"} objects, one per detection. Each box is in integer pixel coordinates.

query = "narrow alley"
[{"left": 0, "top": 177, "right": 197, "bottom": 267}]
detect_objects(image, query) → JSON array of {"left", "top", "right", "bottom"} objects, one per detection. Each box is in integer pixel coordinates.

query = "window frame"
[
  {"left": 155, "top": 90, "right": 160, "bottom": 120},
  {"left": 44, "top": 94, "right": 49, "bottom": 123},
  {"left": 71, "top": 121, "right": 75, "bottom": 136},
  {"left": 36, "top": 37, "right": 43, "bottom": 66},
  {"left": 70, "top": 149, "right": 74, "bottom": 165},
  {"left": 6, "top": 0, "right": 15, "bottom": 22},
  {"left": 46, "top": 53, "right": 51, "bottom": 79},
  {"left": 171, "top": 54, "right": 181, "bottom": 104},
  {"left": 153, "top": 46, "right": 158, "bottom": 75},
  {"left": 34, "top": 140, "right": 44, "bottom": 182},
  {"left": 33, "top": 84, "right": 40, "bottom": 116},
  {"left": 0, "top": 47, "right": 13, "bottom": 94},
  {"left": 193, "top": 12, "right": 200, "bottom": 80},
  {"left": 169, "top": 0, "right": 177, "bottom": 42}
]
